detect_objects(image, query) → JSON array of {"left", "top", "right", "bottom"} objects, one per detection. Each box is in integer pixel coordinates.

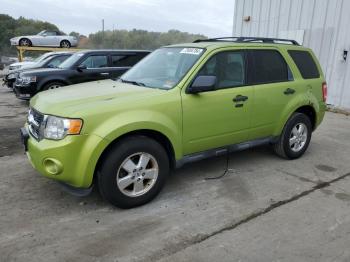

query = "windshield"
[
  {"left": 33, "top": 52, "right": 52, "bottom": 63},
  {"left": 58, "top": 52, "right": 84, "bottom": 69},
  {"left": 37, "top": 30, "right": 46, "bottom": 36},
  {"left": 120, "top": 47, "right": 204, "bottom": 89},
  {"left": 36, "top": 55, "right": 55, "bottom": 67}
]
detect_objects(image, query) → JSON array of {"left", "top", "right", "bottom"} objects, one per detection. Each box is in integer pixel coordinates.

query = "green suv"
[{"left": 21, "top": 37, "right": 327, "bottom": 208}]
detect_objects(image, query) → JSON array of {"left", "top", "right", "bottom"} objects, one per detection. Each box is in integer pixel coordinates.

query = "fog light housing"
[{"left": 43, "top": 158, "right": 63, "bottom": 175}]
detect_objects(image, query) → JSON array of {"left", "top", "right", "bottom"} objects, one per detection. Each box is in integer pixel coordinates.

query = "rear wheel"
[
  {"left": 97, "top": 136, "right": 169, "bottom": 208},
  {"left": 273, "top": 113, "right": 312, "bottom": 159},
  {"left": 19, "top": 38, "right": 32, "bottom": 47},
  {"left": 60, "top": 40, "right": 71, "bottom": 48},
  {"left": 43, "top": 82, "right": 64, "bottom": 90}
]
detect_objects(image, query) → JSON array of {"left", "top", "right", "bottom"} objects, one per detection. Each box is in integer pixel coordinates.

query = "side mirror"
[
  {"left": 77, "top": 64, "right": 87, "bottom": 72},
  {"left": 187, "top": 75, "right": 216, "bottom": 94}
]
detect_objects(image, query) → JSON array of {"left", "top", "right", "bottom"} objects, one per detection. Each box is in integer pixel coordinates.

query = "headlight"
[
  {"left": 10, "top": 65, "right": 21, "bottom": 70},
  {"left": 8, "top": 73, "right": 15, "bottom": 79},
  {"left": 44, "top": 115, "right": 83, "bottom": 140},
  {"left": 21, "top": 76, "right": 37, "bottom": 85}
]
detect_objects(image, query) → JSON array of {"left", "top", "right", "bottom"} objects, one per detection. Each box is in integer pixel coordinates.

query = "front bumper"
[
  {"left": 10, "top": 39, "right": 19, "bottom": 46},
  {"left": 24, "top": 127, "right": 109, "bottom": 188},
  {"left": 13, "top": 83, "right": 37, "bottom": 99}
]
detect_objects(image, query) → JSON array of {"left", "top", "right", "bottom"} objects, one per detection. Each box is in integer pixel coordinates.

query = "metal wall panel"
[{"left": 233, "top": 0, "right": 350, "bottom": 109}]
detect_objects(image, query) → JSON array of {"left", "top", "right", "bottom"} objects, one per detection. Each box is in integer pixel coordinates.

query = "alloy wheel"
[
  {"left": 116, "top": 152, "right": 159, "bottom": 197},
  {"left": 289, "top": 123, "right": 308, "bottom": 152}
]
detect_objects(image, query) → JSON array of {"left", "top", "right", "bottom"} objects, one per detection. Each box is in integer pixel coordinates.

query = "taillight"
[{"left": 322, "top": 82, "right": 327, "bottom": 102}]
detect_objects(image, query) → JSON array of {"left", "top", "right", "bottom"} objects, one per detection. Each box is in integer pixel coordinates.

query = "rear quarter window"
[
  {"left": 288, "top": 50, "right": 320, "bottom": 79},
  {"left": 248, "top": 50, "right": 291, "bottom": 85}
]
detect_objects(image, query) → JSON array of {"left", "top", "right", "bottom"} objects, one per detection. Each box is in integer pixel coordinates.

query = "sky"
[{"left": 0, "top": 0, "right": 235, "bottom": 37}]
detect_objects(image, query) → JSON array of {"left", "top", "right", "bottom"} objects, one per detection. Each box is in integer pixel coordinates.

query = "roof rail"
[{"left": 193, "top": 37, "right": 300, "bottom": 46}]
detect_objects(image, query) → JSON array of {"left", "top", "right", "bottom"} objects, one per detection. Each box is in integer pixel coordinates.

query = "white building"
[{"left": 233, "top": 0, "right": 350, "bottom": 110}]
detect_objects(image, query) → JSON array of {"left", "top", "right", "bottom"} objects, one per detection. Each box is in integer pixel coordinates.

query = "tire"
[
  {"left": 273, "top": 113, "right": 312, "bottom": 159},
  {"left": 19, "top": 38, "right": 32, "bottom": 47},
  {"left": 60, "top": 40, "right": 71, "bottom": 48},
  {"left": 97, "top": 136, "right": 170, "bottom": 208},
  {"left": 43, "top": 82, "right": 64, "bottom": 91}
]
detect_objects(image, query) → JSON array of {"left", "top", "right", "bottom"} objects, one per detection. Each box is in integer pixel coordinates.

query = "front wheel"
[
  {"left": 273, "top": 113, "right": 312, "bottom": 159},
  {"left": 43, "top": 82, "right": 64, "bottom": 91},
  {"left": 97, "top": 136, "right": 169, "bottom": 208},
  {"left": 19, "top": 38, "right": 32, "bottom": 47}
]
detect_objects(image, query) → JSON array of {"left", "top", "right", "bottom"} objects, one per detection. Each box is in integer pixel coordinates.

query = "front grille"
[
  {"left": 28, "top": 108, "right": 44, "bottom": 140},
  {"left": 15, "top": 77, "right": 23, "bottom": 85}
]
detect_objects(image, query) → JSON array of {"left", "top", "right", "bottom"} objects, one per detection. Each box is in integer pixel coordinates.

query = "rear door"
[{"left": 247, "top": 49, "right": 299, "bottom": 139}]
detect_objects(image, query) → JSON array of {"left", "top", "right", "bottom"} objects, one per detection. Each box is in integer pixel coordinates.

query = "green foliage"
[
  {"left": 69, "top": 31, "right": 80, "bottom": 38},
  {"left": 0, "top": 14, "right": 59, "bottom": 55},
  {"left": 83, "top": 29, "right": 207, "bottom": 50}
]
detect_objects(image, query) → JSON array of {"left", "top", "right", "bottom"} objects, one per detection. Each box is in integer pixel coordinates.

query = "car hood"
[
  {"left": 30, "top": 79, "right": 166, "bottom": 116},
  {"left": 12, "top": 35, "right": 37, "bottom": 39},
  {"left": 21, "top": 67, "right": 67, "bottom": 76},
  {"left": 10, "top": 61, "right": 35, "bottom": 67}
]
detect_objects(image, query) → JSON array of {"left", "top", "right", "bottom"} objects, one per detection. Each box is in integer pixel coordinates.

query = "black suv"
[
  {"left": 3, "top": 52, "right": 73, "bottom": 88},
  {"left": 14, "top": 50, "right": 150, "bottom": 99}
]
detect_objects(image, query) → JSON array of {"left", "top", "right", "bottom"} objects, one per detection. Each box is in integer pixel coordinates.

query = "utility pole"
[{"left": 102, "top": 19, "right": 105, "bottom": 45}]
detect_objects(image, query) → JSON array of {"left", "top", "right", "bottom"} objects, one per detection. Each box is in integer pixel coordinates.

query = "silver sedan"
[{"left": 10, "top": 30, "right": 78, "bottom": 48}]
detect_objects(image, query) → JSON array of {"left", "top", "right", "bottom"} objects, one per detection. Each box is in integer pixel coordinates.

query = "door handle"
[
  {"left": 233, "top": 95, "right": 248, "bottom": 102},
  {"left": 284, "top": 88, "right": 295, "bottom": 95},
  {"left": 100, "top": 72, "right": 110, "bottom": 76}
]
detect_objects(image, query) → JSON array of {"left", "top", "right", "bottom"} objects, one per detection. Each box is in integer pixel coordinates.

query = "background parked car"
[
  {"left": 14, "top": 49, "right": 150, "bottom": 99},
  {"left": 10, "top": 30, "right": 78, "bottom": 48},
  {"left": 3, "top": 52, "right": 73, "bottom": 88},
  {"left": 8, "top": 52, "right": 59, "bottom": 71}
]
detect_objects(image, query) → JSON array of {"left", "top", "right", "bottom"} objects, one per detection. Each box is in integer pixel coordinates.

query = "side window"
[
  {"left": 80, "top": 55, "right": 108, "bottom": 68},
  {"left": 45, "top": 31, "right": 57, "bottom": 36},
  {"left": 198, "top": 51, "right": 245, "bottom": 89},
  {"left": 111, "top": 53, "right": 148, "bottom": 67},
  {"left": 248, "top": 50, "right": 290, "bottom": 84},
  {"left": 111, "top": 55, "right": 126, "bottom": 67},
  {"left": 288, "top": 50, "right": 320, "bottom": 79},
  {"left": 47, "top": 55, "right": 69, "bottom": 68}
]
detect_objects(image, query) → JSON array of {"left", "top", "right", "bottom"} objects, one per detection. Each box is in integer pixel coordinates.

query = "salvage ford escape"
[{"left": 21, "top": 37, "right": 327, "bottom": 208}]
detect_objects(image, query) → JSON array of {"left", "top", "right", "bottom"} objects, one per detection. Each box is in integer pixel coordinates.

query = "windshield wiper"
[{"left": 119, "top": 78, "right": 146, "bottom": 86}]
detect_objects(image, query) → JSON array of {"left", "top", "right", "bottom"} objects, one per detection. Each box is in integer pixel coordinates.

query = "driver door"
[
  {"left": 70, "top": 54, "right": 110, "bottom": 84},
  {"left": 182, "top": 50, "right": 252, "bottom": 155}
]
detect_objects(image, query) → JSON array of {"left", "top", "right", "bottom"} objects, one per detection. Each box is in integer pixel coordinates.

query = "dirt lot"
[{"left": 1, "top": 85, "right": 350, "bottom": 262}]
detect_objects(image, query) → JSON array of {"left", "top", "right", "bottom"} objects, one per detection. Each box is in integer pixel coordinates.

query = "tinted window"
[
  {"left": 80, "top": 55, "right": 108, "bottom": 68},
  {"left": 198, "top": 51, "right": 245, "bottom": 89},
  {"left": 46, "top": 55, "right": 70, "bottom": 68},
  {"left": 288, "top": 50, "right": 320, "bottom": 79},
  {"left": 248, "top": 50, "right": 290, "bottom": 84},
  {"left": 111, "top": 53, "right": 148, "bottom": 67}
]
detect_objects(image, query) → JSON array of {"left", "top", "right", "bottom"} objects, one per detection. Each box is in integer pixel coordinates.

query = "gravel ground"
[{"left": 0, "top": 85, "right": 350, "bottom": 262}]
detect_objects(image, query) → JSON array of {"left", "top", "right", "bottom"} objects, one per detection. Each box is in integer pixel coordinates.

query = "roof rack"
[{"left": 193, "top": 37, "right": 300, "bottom": 46}]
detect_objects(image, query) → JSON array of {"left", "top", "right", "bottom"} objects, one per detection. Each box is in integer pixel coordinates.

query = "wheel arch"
[
  {"left": 295, "top": 105, "right": 317, "bottom": 130},
  {"left": 273, "top": 94, "right": 321, "bottom": 136},
  {"left": 94, "top": 129, "right": 177, "bottom": 182},
  {"left": 60, "top": 39, "right": 71, "bottom": 46},
  {"left": 39, "top": 79, "right": 69, "bottom": 91},
  {"left": 19, "top": 37, "right": 32, "bottom": 46}
]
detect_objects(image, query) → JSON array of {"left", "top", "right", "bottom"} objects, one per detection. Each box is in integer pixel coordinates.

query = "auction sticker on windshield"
[{"left": 180, "top": 48, "right": 203, "bottom": 55}]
